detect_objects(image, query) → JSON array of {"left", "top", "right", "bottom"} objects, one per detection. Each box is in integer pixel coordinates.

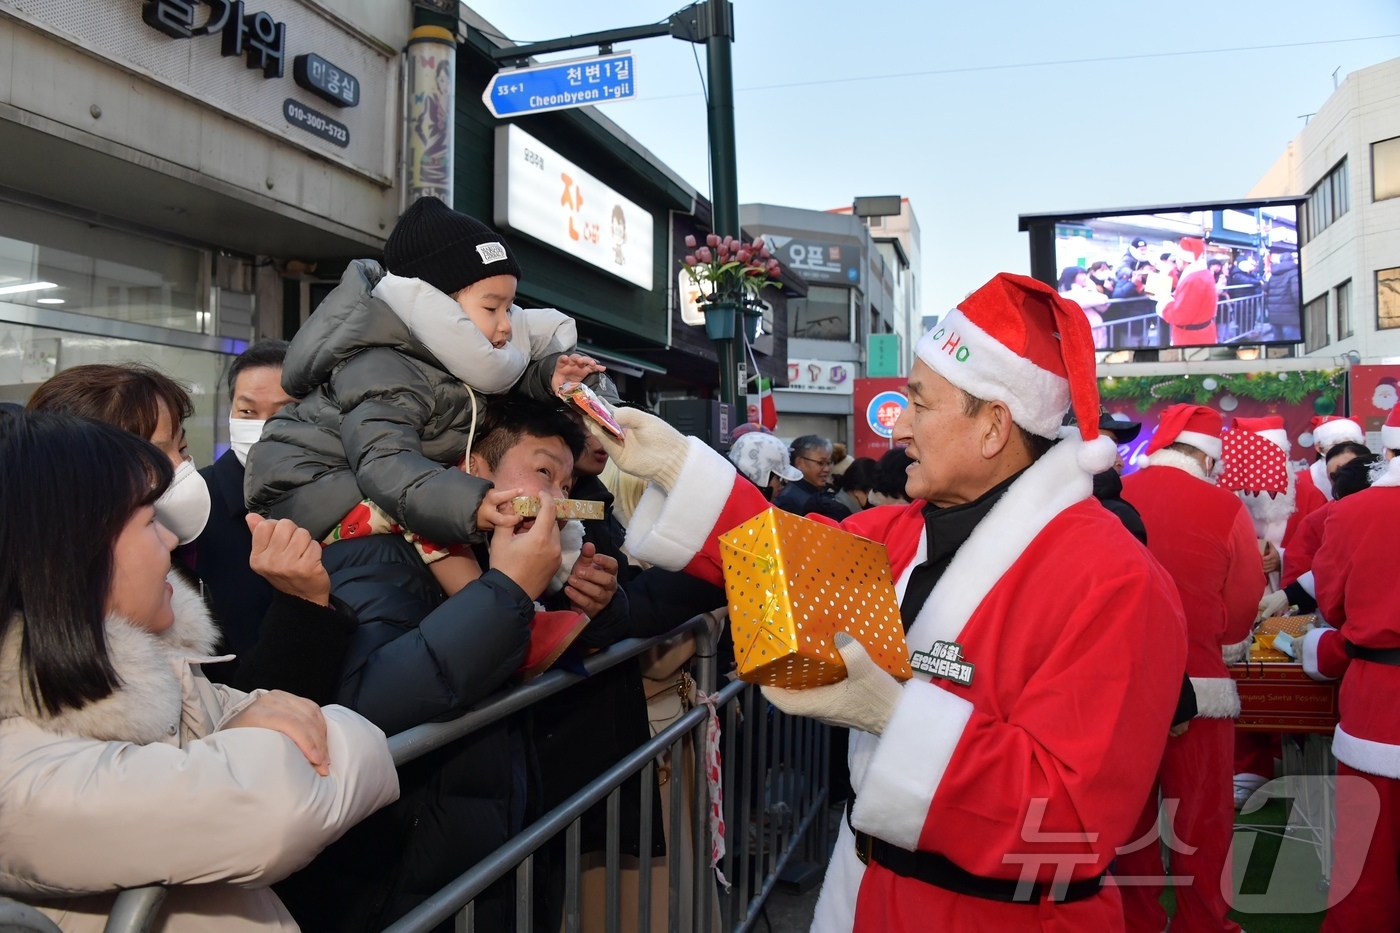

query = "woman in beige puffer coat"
[{"left": 0, "top": 412, "right": 400, "bottom": 931}]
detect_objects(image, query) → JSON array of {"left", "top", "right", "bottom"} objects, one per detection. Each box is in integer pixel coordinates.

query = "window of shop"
[
  {"left": 1300, "top": 159, "right": 1349, "bottom": 244},
  {"left": 1374, "top": 136, "right": 1400, "bottom": 202},
  {"left": 0, "top": 200, "right": 208, "bottom": 333},
  {"left": 1335, "top": 279, "right": 1353, "bottom": 340},
  {"left": 1378, "top": 267, "right": 1400, "bottom": 330},
  {"left": 1303, "top": 294, "right": 1328, "bottom": 352},
  {"left": 789, "top": 285, "right": 852, "bottom": 340},
  {"left": 0, "top": 324, "right": 228, "bottom": 465}
]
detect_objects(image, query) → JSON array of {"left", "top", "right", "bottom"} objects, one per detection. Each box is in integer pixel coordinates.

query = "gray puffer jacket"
[{"left": 244, "top": 260, "right": 571, "bottom": 543}]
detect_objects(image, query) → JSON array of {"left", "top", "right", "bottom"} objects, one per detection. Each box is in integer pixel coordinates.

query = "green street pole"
[{"left": 703, "top": 0, "right": 741, "bottom": 411}]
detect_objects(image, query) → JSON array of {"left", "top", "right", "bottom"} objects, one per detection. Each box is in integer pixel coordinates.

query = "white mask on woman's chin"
[
  {"left": 156, "top": 459, "right": 211, "bottom": 545},
  {"left": 228, "top": 417, "right": 266, "bottom": 467}
]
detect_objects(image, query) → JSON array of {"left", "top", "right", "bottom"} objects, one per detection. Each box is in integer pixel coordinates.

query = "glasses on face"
[{"left": 797, "top": 455, "right": 833, "bottom": 469}]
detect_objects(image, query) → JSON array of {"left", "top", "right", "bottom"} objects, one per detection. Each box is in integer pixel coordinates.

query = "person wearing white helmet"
[{"left": 727, "top": 430, "right": 804, "bottom": 500}]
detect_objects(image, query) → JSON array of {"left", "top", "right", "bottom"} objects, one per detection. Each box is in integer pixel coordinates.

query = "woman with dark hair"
[
  {"left": 28, "top": 363, "right": 358, "bottom": 700},
  {"left": 1277, "top": 442, "right": 1379, "bottom": 615},
  {"left": 834, "top": 456, "right": 879, "bottom": 513},
  {"left": 0, "top": 412, "right": 397, "bottom": 932},
  {"left": 870, "top": 446, "right": 914, "bottom": 506}
]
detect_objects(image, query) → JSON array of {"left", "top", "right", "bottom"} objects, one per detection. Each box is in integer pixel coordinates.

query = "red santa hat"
[
  {"left": 1311, "top": 415, "right": 1363, "bottom": 452},
  {"left": 1380, "top": 377, "right": 1398, "bottom": 389},
  {"left": 1147, "top": 404, "right": 1223, "bottom": 460},
  {"left": 1232, "top": 414, "right": 1290, "bottom": 453},
  {"left": 1383, "top": 407, "right": 1400, "bottom": 450},
  {"left": 915, "top": 273, "right": 1116, "bottom": 473},
  {"left": 1178, "top": 237, "right": 1206, "bottom": 260}
]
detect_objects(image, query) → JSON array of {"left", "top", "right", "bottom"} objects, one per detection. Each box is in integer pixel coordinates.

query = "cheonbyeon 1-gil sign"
[
  {"left": 867, "top": 390, "right": 908, "bottom": 439},
  {"left": 484, "top": 53, "right": 635, "bottom": 118}
]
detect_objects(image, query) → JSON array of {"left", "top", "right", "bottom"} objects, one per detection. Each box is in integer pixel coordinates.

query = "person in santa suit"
[
  {"left": 1288, "top": 436, "right": 1400, "bottom": 930},
  {"left": 1157, "top": 237, "right": 1219, "bottom": 346},
  {"left": 1118, "top": 405, "right": 1264, "bottom": 933},
  {"left": 584, "top": 273, "right": 1188, "bottom": 932},
  {"left": 1282, "top": 415, "right": 1365, "bottom": 547},
  {"left": 1278, "top": 440, "right": 1375, "bottom": 615}
]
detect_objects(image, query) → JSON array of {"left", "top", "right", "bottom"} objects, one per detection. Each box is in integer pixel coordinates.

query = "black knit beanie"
[{"left": 383, "top": 197, "right": 523, "bottom": 295}]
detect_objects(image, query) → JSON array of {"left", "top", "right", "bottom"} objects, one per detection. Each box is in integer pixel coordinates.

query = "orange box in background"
[{"left": 719, "top": 508, "right": 912, "bottom": 689}]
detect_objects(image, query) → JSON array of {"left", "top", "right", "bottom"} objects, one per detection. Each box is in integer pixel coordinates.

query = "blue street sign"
[{"left": 483, "top": 53, "right": 635, "bottom": 118}]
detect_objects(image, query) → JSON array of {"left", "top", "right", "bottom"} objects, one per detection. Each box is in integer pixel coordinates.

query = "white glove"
[
  {"left": 584, "top": 406, "right": 691, "bottom": 492},
  {"left": 1256, "top": 589, "right": 1291, "bottom": 624},
  {"left": 762, "top": 633, "right": 904, "bottom": 735}
]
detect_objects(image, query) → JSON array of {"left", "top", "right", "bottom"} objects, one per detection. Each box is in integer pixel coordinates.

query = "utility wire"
[{"left": 637, "top": 32, "right": 1400, "bottom": 102}]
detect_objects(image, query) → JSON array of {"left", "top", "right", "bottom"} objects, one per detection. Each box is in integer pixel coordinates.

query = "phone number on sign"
[{"left": 283, "top": 99, "right": 350, "bottom": 148}]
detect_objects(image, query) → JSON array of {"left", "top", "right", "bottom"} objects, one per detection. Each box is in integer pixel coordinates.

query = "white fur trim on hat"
[
  {"left": 916, "top": 309, "right": 1070, "bottom": 438},
  {"left": 1313, "top": 419, "right": 1363, "bottom": 452},
  {"left": 1175, "top": 430, "right": 1223, "bottom": 461},
  {"left": 1383, "top": 425, "right": 1400, "bottom": 450},
  {"left": 1257, "top": 429, "right": 1290, "bottom": 452}
]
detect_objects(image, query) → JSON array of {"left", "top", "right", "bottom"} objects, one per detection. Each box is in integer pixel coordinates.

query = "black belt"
[
  {"left": 1177, "top": 319, "right": 1214, "bottom": 331},
  {"left": 847, "top": 803, "right": 1107, "bottom": 904},
  {"left": 1344, "top": 641, "right": 1400, "bottom": 666}
]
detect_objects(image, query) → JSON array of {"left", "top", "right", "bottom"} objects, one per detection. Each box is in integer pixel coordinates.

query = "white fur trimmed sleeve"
[
  {"left": 624, "top": 438, "right": 744, "bottom": 572},
  {"left": 848, "top": 680, "right": 974, "bottom": 850}
]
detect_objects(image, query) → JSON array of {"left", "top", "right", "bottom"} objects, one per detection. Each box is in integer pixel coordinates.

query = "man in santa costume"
[
  {"left": 588, "top": 273, "right": 1187, "bottom": 932},
  {"left": 1119, "top": 405, "right": 1264, "bottom": 933},
  {"left": 1291, "top": 432, "right": 1400, "bottom": 930},
  {"left": 1219, "top": 415, "right": 1296, "bottom": 808},
  {"left": 1157, "top": 237, "right": 1219, "bottom": 346},
  {"left": 1283, "top": 415, "right": 1365, "bottom": 546}
]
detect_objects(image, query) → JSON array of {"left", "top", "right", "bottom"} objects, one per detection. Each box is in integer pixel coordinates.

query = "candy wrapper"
[
  {"left": 719, "top": 507, "right": 911, "bottom": 689},
  {"left": 511, "top": 496, "right": 605, "bottom": 521},
  {"left": 559, "top": 381, "right": 624, "bottom": 438}
]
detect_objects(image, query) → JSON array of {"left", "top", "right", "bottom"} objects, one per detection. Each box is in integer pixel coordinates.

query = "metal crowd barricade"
[{"left": 383, "top": 619, "right": 834, "bottom": 933}]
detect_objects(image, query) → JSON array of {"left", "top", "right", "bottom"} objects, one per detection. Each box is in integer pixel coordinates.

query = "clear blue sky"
[{"left": 468, "top": 0, "right": 1400, "bottom": 318}]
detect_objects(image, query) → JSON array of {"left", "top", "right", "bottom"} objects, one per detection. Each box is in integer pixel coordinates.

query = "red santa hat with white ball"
[
  {"left": 1147, "top": 404, "right": 1223, "bottom": 460},
  {"left": 1383, "top": 406, "right": 1400, "bottom": 451},
  {"left": 915, "top": 273, "right": 1117, "bottom": 474},
  {"left": 1311, "top": 415, "right": 1364, "bottom": 452}
]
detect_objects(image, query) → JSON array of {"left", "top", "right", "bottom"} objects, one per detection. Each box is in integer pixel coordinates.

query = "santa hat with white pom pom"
[{"left": 915, "top": 272, "right": 1118, "bottom": 475}]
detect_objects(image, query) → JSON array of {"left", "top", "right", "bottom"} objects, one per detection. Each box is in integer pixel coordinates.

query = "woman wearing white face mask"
[
  {"left": 26, "top": 362, "right": 359, "bottom": 703},
  {"left": 0, "top": 411, "right": 399, "bottom": 932}
]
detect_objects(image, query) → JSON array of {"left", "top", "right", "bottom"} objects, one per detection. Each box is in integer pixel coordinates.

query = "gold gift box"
[{"left": 719, "top": 508, "right": 912, "bottom": 689}]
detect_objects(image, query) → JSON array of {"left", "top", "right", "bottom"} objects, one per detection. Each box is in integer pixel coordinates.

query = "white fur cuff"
[
  {"left": 1189, "top": 676, "right": 1241, "bottom": 719},
  {"left": 1332, "top": 725, "right": 1400, "bottom": 779},
  {"left": 1222, "top": 635, "right": 1252, "bottom": 665},
  {"left": 623, "top": 438, "right": 737, "bottom": 571},
  {"left": 850, "top": 679, "right": 973, "bottom": 851},
  {"left": 1301, "top": 627, "right": 1338, "bottom": 681}
]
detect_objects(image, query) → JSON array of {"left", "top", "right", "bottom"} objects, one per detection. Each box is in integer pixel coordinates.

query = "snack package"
[
  {"left": 510, "top": 496, "right": 605, "bottom": 521},
  {"left": 719, "top": 507, "right": 912, "bottom": 689},
  {"left": 559, "top": 381, "right": 624, "bottom": 438},
  {"left": 1249, "top": 615, "right": 1317, "bottom": 663}
]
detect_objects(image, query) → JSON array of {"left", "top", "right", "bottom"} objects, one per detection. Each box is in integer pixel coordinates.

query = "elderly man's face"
[{"left": 893, "top": 361, "right": 1002, "bottom": 507}]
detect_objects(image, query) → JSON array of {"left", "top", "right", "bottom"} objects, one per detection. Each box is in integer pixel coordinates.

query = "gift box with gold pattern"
[{"left": 719, "top": 507, "right": 912, "bottom": 688}]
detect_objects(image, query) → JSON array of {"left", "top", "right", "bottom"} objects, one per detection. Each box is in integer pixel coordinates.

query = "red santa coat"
[
  {"left": 624, "top": 438, "right": 1187, "bottom": 932},
  {"left": 1282, "top": 461, "right": 1330, "bottom": 548},
  {"left": 1302, "top": 458, "right": 1400, "bottom": 777},
  {"left": 1281, "top": 502, "right": 1330, "bottom": 589},
  {"left": 1121, "top": 452, "right": 1264, "bottom": 708},
  {"left": 1159, "top": 263, "right": 1218, "bottom": 346}
]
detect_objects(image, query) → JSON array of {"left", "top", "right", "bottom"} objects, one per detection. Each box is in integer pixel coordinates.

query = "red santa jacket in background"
[
  {"left": 1304, "top": 459, "right": 1400, "bottom": 767},
  {"left": 1284, "top": 461, "right": 1331, "bottom": 547},
  {"left": 1122, "top": 457, "right": 1263, "bottom": 713},
  {"left": 1282, "top": 502, "right": 1330, "bottom": 588},
  {"left": 623, "top": 438, "right": 1187, "bottom": 933},
  {"left": 1159, "top": 260, "right": 1219, "bottom": 346}
]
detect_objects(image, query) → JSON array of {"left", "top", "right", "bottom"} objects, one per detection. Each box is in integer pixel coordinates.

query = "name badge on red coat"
[{"left": 910, "top": 640, "right": 975, "bottom": 687}]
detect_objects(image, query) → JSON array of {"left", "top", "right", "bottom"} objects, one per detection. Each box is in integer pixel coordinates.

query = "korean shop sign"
[
  {"left": 494, "top": 124, "right": 654, "bottom": 290},
  {"left": 483, "top": 52, "right": 636, "bottom": 118}
]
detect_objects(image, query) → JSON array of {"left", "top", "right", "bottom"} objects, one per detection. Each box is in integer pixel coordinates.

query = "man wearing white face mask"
[{"left": 192, "top": 341, "right": 361, "bottom": 696}]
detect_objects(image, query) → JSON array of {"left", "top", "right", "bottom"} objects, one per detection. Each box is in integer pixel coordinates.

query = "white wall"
[{"left": 1250, "top": 57, "right": 1400, "bottom": 363}]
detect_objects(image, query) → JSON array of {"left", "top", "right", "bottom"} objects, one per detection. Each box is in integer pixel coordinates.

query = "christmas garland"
[{"left": 1098, "top": 369, "right": 1345, "bottom": 412}]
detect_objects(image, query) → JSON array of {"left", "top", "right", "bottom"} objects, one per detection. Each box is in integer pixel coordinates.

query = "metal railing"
[
  {"left": 43, "top": 614, "right": 833, "bottom": 933},
  {"left": 1094, "top": 291, "right": 1272, "bottom": 348}
]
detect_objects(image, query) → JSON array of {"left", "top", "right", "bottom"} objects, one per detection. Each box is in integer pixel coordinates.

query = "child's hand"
[
  {"left": 552, "top": 353, "right": 606, "bottom": 393},
  {"left": 477, "top": 487, "right": 525, "bottom": 532}
]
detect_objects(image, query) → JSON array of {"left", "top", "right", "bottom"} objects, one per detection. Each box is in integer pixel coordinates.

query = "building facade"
[
  {"left": 740, "top": 202, "right": 894, "bottom": 442},
  {"left": 1250, "top": 56, "right": 1400, "bottom": 363},
  {"left": 0, "top": 0, "right": 411, "bottom": 461},
  {"left": 831, "top": 198, "right": 923, "bottom": 375}
]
